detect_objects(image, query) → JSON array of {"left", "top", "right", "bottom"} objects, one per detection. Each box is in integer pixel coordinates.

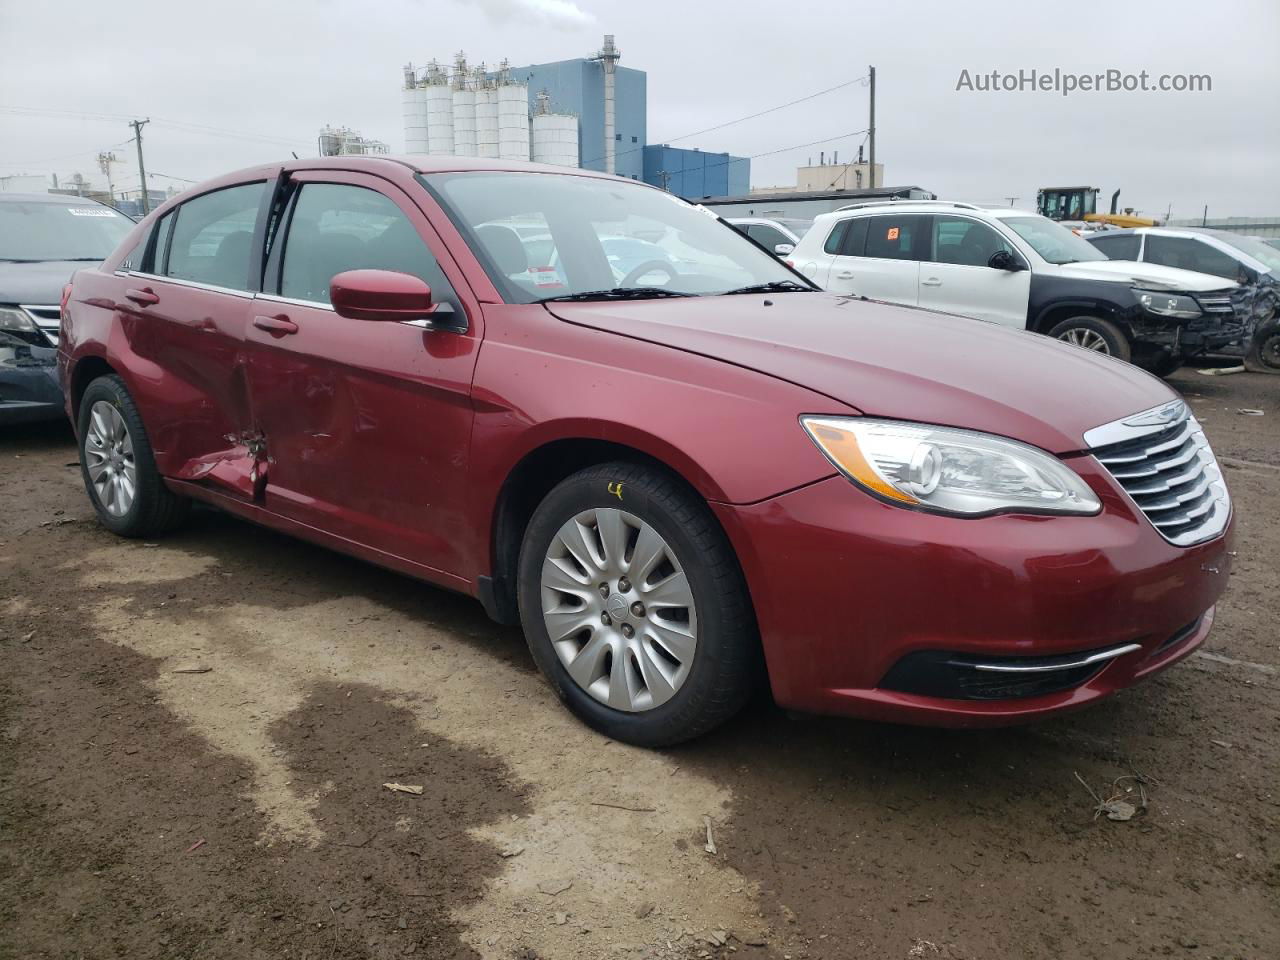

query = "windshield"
[
  {"left": 423, "top": 171, "right": 803, "bottom": 302},
  {"left": 1001, "top": 215, "right": 1108, "bottom": 265},
  {"left": 0, "top": 201, "right": 134, "bottom": 261},
  {"left": 1217, "top": 234, "right": 1280, "bottom": 276}
]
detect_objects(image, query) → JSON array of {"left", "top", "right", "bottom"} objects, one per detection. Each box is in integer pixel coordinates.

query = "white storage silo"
[
  {"left": 451, "top": 53, "right": 476, "bottom": 157},
  {"left": 402, "top": 66, "right": 429, "bottom": 154},
  {"left": 531, "top": 92, "right": 579, "bottom": 168},
  {"left": 475, "top": 74, "right": 499, "bottom": 159},
  {"left": 497, "top": 80, "right": 530, "bottom": 161},
  {"left": 424, "top": 62, "right": 454, "bottom": 156}
]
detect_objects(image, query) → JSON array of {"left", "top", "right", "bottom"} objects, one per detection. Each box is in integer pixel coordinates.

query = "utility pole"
[
  {"left": 97, "top": 151, "right": 119, "bottom": 204},
  {"left": 867, "top": 66, "right": 876, "bottom": 191},
  {"left": 1201, "top": 205, "right": 1208, "bottom": 227},
  {"left": 130, "top": 119, "right": 151, "bottom": 214}
]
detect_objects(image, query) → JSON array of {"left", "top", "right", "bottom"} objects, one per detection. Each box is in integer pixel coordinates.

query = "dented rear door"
[{"left": 115, "top": 178, "right": 275, "bottom": 495}]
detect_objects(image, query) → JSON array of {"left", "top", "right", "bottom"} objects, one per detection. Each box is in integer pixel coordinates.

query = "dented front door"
[{"left": 243, "top": 171, "right": 482, "bottom": 581}]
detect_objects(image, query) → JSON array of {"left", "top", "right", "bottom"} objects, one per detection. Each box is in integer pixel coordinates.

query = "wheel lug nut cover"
[
  {"left": 631, "top": 601, "right": 645, "bottom": 617},
  {"left": 621, "top": 623, "right": 634, "bottom": 638},
  {"left": 601, "top": 612, "right": 612, "bottom": 625},
  {"left": 618, "top": 578, "right": 631, "bottom": 592}
]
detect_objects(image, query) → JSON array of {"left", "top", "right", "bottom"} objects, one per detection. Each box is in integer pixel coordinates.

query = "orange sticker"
[{"left": 886, "top": 227, "right": 900, "bottom": 241}]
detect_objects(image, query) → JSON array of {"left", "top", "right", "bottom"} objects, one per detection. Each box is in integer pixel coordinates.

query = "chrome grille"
[
  {"left": 1197, "top": 294, "right": 1235, "bottom": 315},
  {"left": 20, "top": 305, "right": 60, "bottom": 346},
  {"left": 1084, "top": 400, "right": 1230, "bottom": 547}
]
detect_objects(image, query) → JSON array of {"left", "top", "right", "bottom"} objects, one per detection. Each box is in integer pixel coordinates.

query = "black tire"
[
  {"left": 1048, "top": 315, "right": 1132, "bottom": 363},
  {"left": 517, "top": 461, "right": 758, "bottom": 747},
  {"left": 77, "top": 374, "right": 190, "bottom": 538},
  {"left": 1245, "top": 322, "right": 1280, "bottom": 374}
]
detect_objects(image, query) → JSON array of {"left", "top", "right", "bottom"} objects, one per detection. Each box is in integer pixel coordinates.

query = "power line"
[
  {"left": 582, "top": 74, "right": 869, "bottom": 167},
  {"left": 0, "top": 105, "right": 312, "bottom": 149},
  {"left": 683, "top": 129, "right": 871, "bottom": 179},
  {"left": 0, "top": 138, "right": 134, "bottom": 169}
]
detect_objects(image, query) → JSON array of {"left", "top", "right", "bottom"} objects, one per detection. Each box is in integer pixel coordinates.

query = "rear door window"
[
  {"left": 165, "top": 183, "right": 266, "bottom": 291},
  {"left": 278, "top": 182, "right": 459, "bottom": 310},
  {"left": 1088, "top": 233, "right": 1142, "bottom": 260},
  {"left": 839, "top": 217, "right": 869, "bottom": 257},
  {"left": 864, "top": 215, "right": 925, "bottom": 260}
]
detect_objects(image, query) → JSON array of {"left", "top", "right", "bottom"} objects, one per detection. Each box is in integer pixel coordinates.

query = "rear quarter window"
[{"left": 823, "top": 220, "right": 850, "bottom": 255}]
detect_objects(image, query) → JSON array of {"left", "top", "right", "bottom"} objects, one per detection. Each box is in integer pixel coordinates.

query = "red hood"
[{"left": 547, "top": 292, "right": 1175, "bottom": 454}]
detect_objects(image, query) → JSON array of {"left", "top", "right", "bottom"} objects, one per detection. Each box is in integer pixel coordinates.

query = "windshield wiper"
[
  {"left": 538, "top": 288, "right": 695, "bottom": 303},
  {"left": 720, "top": 280, "right": 814, "bottom": 295}
]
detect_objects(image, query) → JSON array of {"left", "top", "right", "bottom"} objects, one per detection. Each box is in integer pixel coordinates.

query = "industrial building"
[
  {"left": 317, "top": 126, "right": 390, "bottom": 157},
  {"left": 400, "top": 35, "right": 749, "bottom": 198},
  {"left": 642, "top": 145, "right": 749, "bottom": 200}
]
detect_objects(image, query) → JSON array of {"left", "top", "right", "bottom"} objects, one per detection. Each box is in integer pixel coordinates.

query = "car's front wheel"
[
  {"left": 517, "top": 462, "right": 757, "bottom": 746},
  {"left": 1048, "top": 315, "right": 1132, "bottom": 362},
  {"left": 1246, "top": 321, "right": 1280, "bottom": 374},
  {"left": 78, "top": 374, "right": 189, "bottom": 537}
]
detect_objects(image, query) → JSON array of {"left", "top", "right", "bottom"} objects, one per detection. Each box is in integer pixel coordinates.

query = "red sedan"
[{"left": 58, "top": 157, "right": 1233, "bottom": 745}]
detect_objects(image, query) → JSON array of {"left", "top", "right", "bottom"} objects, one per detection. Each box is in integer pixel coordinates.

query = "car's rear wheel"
[
  {"left": 517, "top": 462, "right": 757, "bottom": 746},
  {"left": 78, "top": 375, "right": 189, "bottom": 537},
  {"left": 1048, "top": 315, "right": 1131, "bottom": 362}
]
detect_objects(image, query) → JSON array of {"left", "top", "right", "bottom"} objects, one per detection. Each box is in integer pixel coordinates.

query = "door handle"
[
  {"left": 835, "top": 271, "right": 855, "bottom": 280},
  {"left": 922, "top": 277, "right": 942, "bottom": 286},
  {"left": 125, "top": 287, "right": 159, "bottom": 306},
  {"left": 253, "top": 314, "right": 299, "bottom": 336}
]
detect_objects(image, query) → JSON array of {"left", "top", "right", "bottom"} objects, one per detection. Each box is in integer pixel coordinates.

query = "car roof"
[{"left": 814, "top": 201, "right": 1039, "bottom": 222}]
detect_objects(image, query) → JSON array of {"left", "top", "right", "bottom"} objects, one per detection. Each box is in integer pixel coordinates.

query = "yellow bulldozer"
[{"left": 1036, "top": 186, "right": 1160, "bottom": 229}]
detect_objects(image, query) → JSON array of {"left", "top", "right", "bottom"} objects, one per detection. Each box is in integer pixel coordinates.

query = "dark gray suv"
[{"left": 1, "top": 192, "right": 134, "bottom": 425}]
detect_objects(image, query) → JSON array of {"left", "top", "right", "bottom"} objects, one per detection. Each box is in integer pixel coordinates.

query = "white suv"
[{"left": 787, "top": 200, "right": 1245, "bottom": 373}]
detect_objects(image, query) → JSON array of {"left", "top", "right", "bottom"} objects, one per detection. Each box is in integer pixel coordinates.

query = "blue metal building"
[
  {"left": 509, "top": 58, "right": 648, "bottom": 181},
  {"left": 641, "top": 145, "right": 750, "bottom": 200}
]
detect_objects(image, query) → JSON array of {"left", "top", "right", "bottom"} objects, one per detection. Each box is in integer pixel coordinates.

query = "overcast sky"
[{"left": 1, "top": 0, "right": 1276, "bottom": 219}]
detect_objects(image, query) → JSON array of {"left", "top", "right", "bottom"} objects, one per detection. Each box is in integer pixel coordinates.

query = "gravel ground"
[{"left": 2, "top": 367, "right": 1277, "bottom": 960}]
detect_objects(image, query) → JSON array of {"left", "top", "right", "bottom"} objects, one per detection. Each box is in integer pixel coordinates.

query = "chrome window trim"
[
  {"left": 117, "top": 270, "right": 254, "bottom": 300},
  {"left": 254, "top": 292, "right": 334, "bottom": 312},
  {"left": 970, "top": 642, "right": 1142, "bottom": 674},
  {"left": 254, "top": 293, "right": 456, "bottom": 330}
]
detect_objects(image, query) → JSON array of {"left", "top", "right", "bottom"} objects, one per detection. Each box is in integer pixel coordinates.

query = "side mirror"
[
  {"left": 330, "top": 269, "right": 447, "bottom": 324},
  {"left": 988, "top": 250, "right": 1024, "bottom": 271},
  {"left": 774, "top": 243, "right": 795, "bottom": 256}
]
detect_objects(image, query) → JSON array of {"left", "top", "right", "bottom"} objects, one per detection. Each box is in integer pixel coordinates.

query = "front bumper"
[
  {"left": 1, "top": 338, "right": 65, "bottom": 425},
  {"left": 713, "top": 461, "right": 1233, "bottom": 727}
]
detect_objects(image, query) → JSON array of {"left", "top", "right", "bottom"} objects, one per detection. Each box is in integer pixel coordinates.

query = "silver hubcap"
[
  {"left": 1059, "top": 328, "right": 1111, "bottom": 353},
  {"left": 85, "top": 400, "right": 137, "bottom": 517},
  {"left": 541, "top": 507, "right": 698, "bottom": 713}
]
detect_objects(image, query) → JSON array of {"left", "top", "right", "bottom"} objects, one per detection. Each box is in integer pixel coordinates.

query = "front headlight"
[
  {"left": 1134, "top": 289, "right": 1202, "bottom": 319},
  {"left": 801, "top": 417, "right": 1101, "bottom": 517},
  {"left": 0, "top": 306, "right": 41, "bottom": 333}
]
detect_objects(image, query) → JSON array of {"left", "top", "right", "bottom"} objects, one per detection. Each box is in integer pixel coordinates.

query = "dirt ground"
[{"left": 2, "top": 367, "right": 1277, "bottom": 960}]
